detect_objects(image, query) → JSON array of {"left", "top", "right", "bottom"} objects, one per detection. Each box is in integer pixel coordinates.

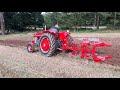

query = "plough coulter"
[{"left": 27, "top": 30, "right": 112, "bottom": 62}]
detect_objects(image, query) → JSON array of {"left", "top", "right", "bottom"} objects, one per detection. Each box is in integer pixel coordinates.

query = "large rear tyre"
[{"left": 39, "top": 33, "right": 56, "bottom": 57}]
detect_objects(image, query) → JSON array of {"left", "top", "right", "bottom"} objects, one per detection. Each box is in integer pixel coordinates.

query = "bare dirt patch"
[
  {"left": 0, "top": 64, "right": 20, "bottom": 78},
  {"left": 98, "top": 37, "right": 120, "bottom": 66},
  {"left": 0, "top": 40, "right": 30, "bottom": 47}
]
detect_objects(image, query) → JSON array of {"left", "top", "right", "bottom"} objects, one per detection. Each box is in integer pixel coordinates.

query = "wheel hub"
[{"left": 40, "top": 37, "right": 50, "bottom": 52}]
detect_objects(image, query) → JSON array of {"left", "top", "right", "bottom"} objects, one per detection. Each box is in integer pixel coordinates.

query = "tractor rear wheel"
[{"left": 39, "top": 33, "right": 56, "bottom": 57}]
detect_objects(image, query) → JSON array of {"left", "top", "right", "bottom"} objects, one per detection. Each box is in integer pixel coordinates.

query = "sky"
[
  {"left": 41, "top": 12, "right": 46, "bottom": 15},
  {"left": 41, "top": 12, "right": 53, "bottom": 15}
]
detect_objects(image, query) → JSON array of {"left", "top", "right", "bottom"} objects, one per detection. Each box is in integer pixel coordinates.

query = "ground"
[{"left": 0, "top": 32, "right": 120, "bottom": 78}]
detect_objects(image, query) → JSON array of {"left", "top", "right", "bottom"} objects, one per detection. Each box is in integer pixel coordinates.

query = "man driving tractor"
[
  {"left": 49, "top": 23, "right": 60, "bottom": 33},
  {"left": 49, "top": 23, "right": 62, "bottom": 50}
]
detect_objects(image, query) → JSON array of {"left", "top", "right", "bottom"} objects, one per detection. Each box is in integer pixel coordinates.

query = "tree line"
[
  {"left": 43, "top": 12, "right": 120, "bottom": 30},
  {"left": 0, "top": 12, "right": 120, "bottom": 35},
  {"left": 0, "top": 12, "right": 44, "bottom": 35}
]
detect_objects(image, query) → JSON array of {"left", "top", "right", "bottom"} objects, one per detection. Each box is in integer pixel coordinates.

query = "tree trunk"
[
  {"left": 93, "top": 12, "right": 100, "bottom": 30},
  {"left": 113, "top": 12, "right": 117, "bottom": 29},
  {"left": 0, "top": 12, "right": 5, "bottom": 35},
  {"left": 96, "top": 13, "right": 100, "bottom": 29},
  {"left": 85, "top": 21, "right": 87, "bottom": 29},
  {"left": 93, "top": 12, "right": 97, "bottom": 30}
]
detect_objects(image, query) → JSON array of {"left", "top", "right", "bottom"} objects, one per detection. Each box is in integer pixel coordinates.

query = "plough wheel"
[{"left": 39, "top": 33, "right": 56, "bottom": 57}]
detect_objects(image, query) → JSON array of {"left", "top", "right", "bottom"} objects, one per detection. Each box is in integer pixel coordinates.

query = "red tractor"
[
  {"left": 27, "top": 30, "right": 73, "bottom": 56},
  {"left": 27, "top": 29, "right": 112, "bottom": 62}
]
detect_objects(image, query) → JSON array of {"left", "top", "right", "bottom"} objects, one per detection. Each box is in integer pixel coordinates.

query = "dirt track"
[{"left": 0, "top": 33, "right": 120, "bottom": 78}]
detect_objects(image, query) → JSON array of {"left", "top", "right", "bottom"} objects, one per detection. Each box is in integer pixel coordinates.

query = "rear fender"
[
  {"left": 34, "top": 30, "right": 57, "bottom": 38},
  {"left": 58, "top": 31, "right": 70, "bottom": 41},
  {"left": 34, "top": 32, "right": 43, "bottom": 38},
  {"left": 43, "top": 30, "right": 56, "bottom": 36}
]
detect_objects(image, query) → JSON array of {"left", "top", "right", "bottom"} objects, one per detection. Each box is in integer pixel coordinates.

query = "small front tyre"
[{"left": 27, "top": 44, "right": 34, "bottom": 53}]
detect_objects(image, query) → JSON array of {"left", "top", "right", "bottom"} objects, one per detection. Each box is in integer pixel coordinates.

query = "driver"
[
  {"left": 49, "top": 23, "right": 60, "bottom": 34},
  {"left": 50, "top": 23, "right": 62, "bottom": 50}
]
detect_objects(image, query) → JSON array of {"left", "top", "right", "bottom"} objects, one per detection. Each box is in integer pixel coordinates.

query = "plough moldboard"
[{"left": 62, "top": 37, "right": 112, "bottom": 62}]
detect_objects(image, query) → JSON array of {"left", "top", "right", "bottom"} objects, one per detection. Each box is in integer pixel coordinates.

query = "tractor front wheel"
[
  {"left": 27, "top": 44, "right": 34, "bottom": 53},
  {"left": 39, "top": 33, "right": 56, "bottom": 57}
]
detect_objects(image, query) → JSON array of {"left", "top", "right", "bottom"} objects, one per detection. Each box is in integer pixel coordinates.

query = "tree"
[
  {"left": 4, "top": 12, "right": 44, "bottom": 32},
  {"left": 113, "top": 12, "right": 117, "bottom": 29},
  {"left": 96, "top": 12, "right": 100, "bottom": 29},
  {"left": 0, "top": 12, "right": 5, "bottom": 35},
  {"left": 43, "top": 12, "right": 120, "bottom": 31},
  {"left": 93, "top": 12, "right": 100, "bottom": 30},
  {"left": 29, "top": 12, "right": 44, "bottom": 30}
]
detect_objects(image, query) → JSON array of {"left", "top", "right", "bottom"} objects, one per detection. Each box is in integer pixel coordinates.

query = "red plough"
[
  {"left": 62, "top": 38, "right": 112, "bottom": 62},
  {"left": 27, "top": 30, "right": 112, "bottom": 62}
]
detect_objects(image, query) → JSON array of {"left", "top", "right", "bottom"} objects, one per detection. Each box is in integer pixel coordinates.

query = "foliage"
[
  {"left": 43, "top": 12, "right": 120, "bottom": 31},
  {"left": 4, "top": 12, "right": 44, "bottom": 32},
  {"left": 3, "top": 12, "right": 120, "bottom": 33}
]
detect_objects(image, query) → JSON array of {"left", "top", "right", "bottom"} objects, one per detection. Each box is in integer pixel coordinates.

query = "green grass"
[
  {"left": 6, "top": 29, "right": 120, "bottom": 35},
  {"left": 15, "top": 31, "right": 29, "bottom": 34},
  {"left": 62, "top": 29, "right": 120, "bottom": 33},
  {"left": 13, "top": 29, "right": 42, "bottom": 34}
]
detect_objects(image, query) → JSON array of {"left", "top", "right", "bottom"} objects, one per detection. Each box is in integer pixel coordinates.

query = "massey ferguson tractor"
[{"left": 27, "top": 29, "right": 112, "bottom": 62}]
